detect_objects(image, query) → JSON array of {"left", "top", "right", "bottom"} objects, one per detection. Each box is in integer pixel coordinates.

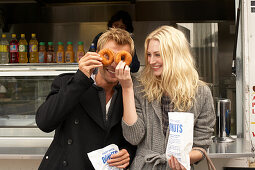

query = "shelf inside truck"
[{"left": 0, "top": 63, "right": 79, "bottom": 76}]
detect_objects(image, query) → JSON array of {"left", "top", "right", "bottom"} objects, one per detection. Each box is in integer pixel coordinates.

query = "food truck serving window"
[{"left": 0, "top": 76, "right": 54, "bottom": 136}]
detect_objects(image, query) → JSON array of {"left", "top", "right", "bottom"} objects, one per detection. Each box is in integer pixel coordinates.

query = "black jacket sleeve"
[{"left": 36, "top": 70, "right": 94, "bottom": 133}]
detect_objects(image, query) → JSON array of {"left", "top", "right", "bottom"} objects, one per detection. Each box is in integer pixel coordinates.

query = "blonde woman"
[{"left": 115, "top": 25, "right": 216, "bottom": 170}]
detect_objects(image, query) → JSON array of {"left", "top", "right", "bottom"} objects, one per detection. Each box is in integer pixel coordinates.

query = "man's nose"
[{"left": 111, "top": 60, "right": 117, "bottom": 68}]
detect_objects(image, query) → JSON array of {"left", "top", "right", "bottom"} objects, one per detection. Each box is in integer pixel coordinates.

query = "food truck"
[{"left": 0, "top": 0, "right": 254, "bottom": 169}]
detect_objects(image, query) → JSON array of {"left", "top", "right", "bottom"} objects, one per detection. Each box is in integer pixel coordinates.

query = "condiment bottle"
[
  {"left": 47, "top": 42, "right": 54, "bottom": 63},
  {"left": 56, "top": 42, "right": 65, "bottom": 63},
  {"left": 38, "top": 42, "right": 47, "bottom": 63},
  {"left": 65, "top": 41, "right": 74, "bottom": 63},
  {"left": 76, "top": 41, "right": 85, "bottom": 62},
  {"left": 18, "top": 34, "right": 28, "bottom": 63},
  {"left": 29, "top": 33, "right": 39, "bottom": 63}
]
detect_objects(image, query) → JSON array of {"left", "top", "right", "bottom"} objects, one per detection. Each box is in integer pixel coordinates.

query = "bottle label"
[
  {"left": 77, "top": 51, "right": 85, "bottom": 61},
  {"left": 29, "top": 45, "right": 38, "bottom": 52},
  {"left": 0, "top": 45, "right": 7, "bottom": 52},
  {"left": 65, "top": 53, "right": 71, "bottom": 62},
  {"left": 0, "top": 52, "right": 9, "bottom": 63},
  {"left": 39, "top": 52, "right": 45, "bottom": 63},
  {"left": 57, "top": 53, "right": 63, "bottom": 62},
  {"left": 2, "top": 45, "right": 8, "bottom": 52},
  {"left": 47, "top": 54, "right": 53, "bottom": 63},
  {"left": 19, "top": 45, "right": 27, "bottom": 52},
  {"left": 10, "top": 45, "right": 18, "bottom": 52},
  {"left": 0, "top": 45, "right": 3, "bottom": 52}
]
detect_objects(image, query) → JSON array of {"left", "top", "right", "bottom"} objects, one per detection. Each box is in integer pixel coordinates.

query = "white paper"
[
  {"left": 166, "top": 112, "right": 194, "bottom": 170},
  {"left": 87, "top": 144, "right": 122, "bottom": 170}
]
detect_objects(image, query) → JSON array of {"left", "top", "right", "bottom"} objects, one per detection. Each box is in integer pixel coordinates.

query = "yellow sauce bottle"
[
  {"left": 56, "top": 42, "right": 65, "bottom": 63},
  {"left": 76, "top": 41, "right": 85, "bottom": 62},
  {"left": 29, "top": 33, "right": 39, "bottom": 63},
  {"left": 19, "top": 34, "right": 28, "bottom": 63},
  {"left": 65, "top": 41, "right": 74, "bottom": 63}
]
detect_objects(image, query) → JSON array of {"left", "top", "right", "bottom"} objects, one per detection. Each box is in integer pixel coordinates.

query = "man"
[{"left": 36, "top": 28, "right": 136, "bottom": 170}]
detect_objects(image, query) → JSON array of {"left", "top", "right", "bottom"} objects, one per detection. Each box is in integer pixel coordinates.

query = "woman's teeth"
[{"left": 152, "top": 66, "right": 160, "bottom": 69}]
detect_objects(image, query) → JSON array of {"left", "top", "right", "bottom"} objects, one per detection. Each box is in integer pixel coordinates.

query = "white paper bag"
[
  {"left": 166, "top": 112, "right": 194, "bottom": 170},
  {"left": 87, "top": 144, "right": 121, "bottom": 170}
]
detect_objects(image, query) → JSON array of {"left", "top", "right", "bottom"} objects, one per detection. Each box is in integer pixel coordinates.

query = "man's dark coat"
[{"left": 36, "top": 70, "right": 136, "bottom": 170}]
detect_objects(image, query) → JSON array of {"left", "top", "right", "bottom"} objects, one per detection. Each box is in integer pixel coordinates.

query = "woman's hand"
[
  {"left": 115, "top": 61, "right": 133, "bottom": 89},
  {"left": 116, "top": 60, "right": 137, "bottom": 125},
  {"left": 168, "top": 156, "right": 186, "bottom": 170},
  {"left": 78, "top": 52, "right": 102, "bottom": 78},
  {"left": 107, "top": 149, "right": 130, "bottom": 169}
]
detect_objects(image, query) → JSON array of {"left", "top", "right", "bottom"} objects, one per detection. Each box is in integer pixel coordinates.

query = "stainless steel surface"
[
  {"left": 0, "top": 128, "right": 53, "bottom": 137},
  {"left": 0, "top": 137, "right": 52, "bottom": 147},
  {"left": 235, "top": 0, "right": 243, "bottom": 138},
  {"left": 209, "top": 137, "right": 254, "bottom": 158},
  {"left": 0, "top": 137, "right": 253, "bottom": 159},
  {"left": 0, "top": 147, "right": 47, "bottom": 159},
  {"left": 0, "top": 137, "right": 51, "bottom": 159}
]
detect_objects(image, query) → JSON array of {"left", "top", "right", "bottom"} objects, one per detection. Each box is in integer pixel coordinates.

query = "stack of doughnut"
[{"left": 98, "top": 48, "right": 132, "bottom": 66}]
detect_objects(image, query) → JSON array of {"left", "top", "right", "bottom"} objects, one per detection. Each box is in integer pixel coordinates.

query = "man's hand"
[
  {"left": 107, "top": 149, "right": 130, "bottom": 169},
  {"left": 78, "top": 52, "right": 102, "bottom": 78},
  {"left": 115, "top": 61, "right": 133, "bottom": 89},
  {"left": 168, "top": 156, "right": 186, "bottom": 170}
]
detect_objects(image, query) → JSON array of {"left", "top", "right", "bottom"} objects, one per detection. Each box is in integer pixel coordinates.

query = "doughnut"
[
  {"left": 98, "top": 48, "right": 114, "bottom": 66},
  {"left": 114, "top": 51, "right": 132, "bottom": 66}
]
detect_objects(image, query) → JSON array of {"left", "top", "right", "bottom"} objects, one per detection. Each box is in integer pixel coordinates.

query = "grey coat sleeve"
[
  {"left": 122, "top": 79, "right": 146, "bottom": 145},
  {"left": 193, "top": 85, "right": 216, "bottom": 149}
]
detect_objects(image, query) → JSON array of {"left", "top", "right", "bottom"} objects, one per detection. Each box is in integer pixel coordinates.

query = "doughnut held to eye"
[
  {"left": 114, "top": 51, "right": 132, "bottom": 66},
  {"left": 98, "top": 48, "right": 114, "bottom": 66}
]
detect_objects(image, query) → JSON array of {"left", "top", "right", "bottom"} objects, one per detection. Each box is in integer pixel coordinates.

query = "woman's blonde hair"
[
  {"left": 97, "top": 28, "right": 135, "bottom": 56},
  {"left": 139, "top": 25, "right": 205, "bottom": 111}
]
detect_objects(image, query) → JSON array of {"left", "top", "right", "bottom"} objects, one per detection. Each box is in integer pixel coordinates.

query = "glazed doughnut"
[
  {"left": 114, "top": 51, "right": 132, "bottom": 66},
  {"left": 98, "top": 48, "right": 114, "bottom": 66}
]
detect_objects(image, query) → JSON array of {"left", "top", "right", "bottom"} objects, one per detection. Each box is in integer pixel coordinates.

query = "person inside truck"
[{"left": 89, "top": 10, "right": 140, "bottom": 73}]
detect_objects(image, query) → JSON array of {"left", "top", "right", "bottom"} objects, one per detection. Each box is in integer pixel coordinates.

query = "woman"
[
  {"left": 89, "top": 10, "right": 140, "bottom": 73},
  {"left": 115, "top": 25, "right": 216, "bottom": 170}
]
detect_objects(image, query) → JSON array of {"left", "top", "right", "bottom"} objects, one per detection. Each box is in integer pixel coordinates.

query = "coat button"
[
  {"left": 74, "top": 119, "right": 79, "bottom": 124},
  {"left": 63, "top": 160, "right": 68, "bottom": 166},
  {"left": 45, "top": 155, "right": 49, "bottom": 159},
  {"left": 67, "top": 139, "right": 72, "bottom": 145}
]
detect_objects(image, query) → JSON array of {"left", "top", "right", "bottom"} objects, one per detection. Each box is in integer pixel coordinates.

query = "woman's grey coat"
[{"left": 122, "top": 78, "right": 216, "bottom": 170}]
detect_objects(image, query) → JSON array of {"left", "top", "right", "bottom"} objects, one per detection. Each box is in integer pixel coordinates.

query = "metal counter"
[
  {"left": 0, "top": 137, "right": 51, "bottom": 159},
  {"left": 0, "top": 147, "right": 48, "bottom": 159},
  {"left": 208, "top": 137, "right": 255, "bottom": 158},
  {"left": 0, "top": 137, "right": 254, "bottom": 159}
]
